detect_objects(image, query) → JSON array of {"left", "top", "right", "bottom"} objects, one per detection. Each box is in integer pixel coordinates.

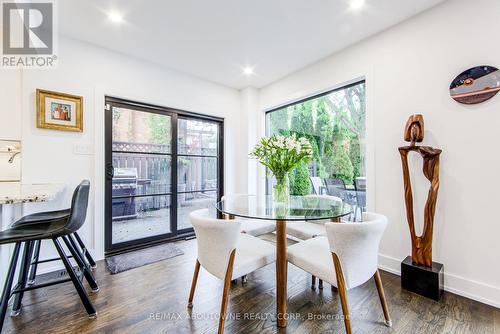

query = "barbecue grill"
[{"left": 112, "top": 167, "right": 138, "bottom": 220}]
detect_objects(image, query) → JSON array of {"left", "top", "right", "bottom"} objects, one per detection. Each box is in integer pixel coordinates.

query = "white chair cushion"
[
  {"left": 325, "top": 213, "right": 387, "bottom": 289},
  {"left": 191, "top": 209, "right": 242, "bottom": 280},
  {"left": 232, "top": 233, "right": 276, "bottom": 279},
  {"left": 286, "top": 222, "right": 326, "bottom": 240},
  {"left": 241, "top": 219, "right": 276, "bottom": 236},
  {"left": 286, "top": 236, "right": 337, "bottom": 287}
]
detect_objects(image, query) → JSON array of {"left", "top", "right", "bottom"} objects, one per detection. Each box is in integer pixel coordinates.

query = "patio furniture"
[
  {"left": 325, "top": 178, "right": 358, "bottom": 220},
  {"left": 310, "top": 177, "right": 327, "bottom": 195},
  {"left": 287, "top": 212, "right": 391, "bottom": 333},
  {"left": 188, "top": 208, "right": 276, "bottom": 334},
  {"left": 354, "top": 177, "right": 366, "bottom": 219},
  {"left": 324, "top": 178, "right": 346, "bottom": 198}
]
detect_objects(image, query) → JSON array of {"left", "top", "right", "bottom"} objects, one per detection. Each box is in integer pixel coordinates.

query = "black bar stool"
[
  {"left": 0, "top": 180, "right": 98, "bottom": 332},
  {"left": 10, "top": 207, "right": 97, "bottom": 287}
]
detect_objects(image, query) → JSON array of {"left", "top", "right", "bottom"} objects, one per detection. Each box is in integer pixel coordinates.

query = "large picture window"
[{"left": 266, "top": 81, "right": 366, "bottom": 219}]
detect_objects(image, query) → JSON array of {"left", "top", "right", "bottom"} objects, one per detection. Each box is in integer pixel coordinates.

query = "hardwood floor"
[{"left": 3, "top": 239, "right": 498, "bottom": 334}]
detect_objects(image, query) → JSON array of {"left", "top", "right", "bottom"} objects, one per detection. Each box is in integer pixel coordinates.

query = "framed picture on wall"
[{"left": 36, "top": 89, "right": 83, "bottom": 132}]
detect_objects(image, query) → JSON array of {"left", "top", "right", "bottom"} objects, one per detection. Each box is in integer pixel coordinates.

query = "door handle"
[{"left": 106, "top": 164, "right": 114, "bottom": 180}]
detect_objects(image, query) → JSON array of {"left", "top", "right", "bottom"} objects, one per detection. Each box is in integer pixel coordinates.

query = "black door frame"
[{"left": 104, "top": 96, "right": 224, "bottom": 255}]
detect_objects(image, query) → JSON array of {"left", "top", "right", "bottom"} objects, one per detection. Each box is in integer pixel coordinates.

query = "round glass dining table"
[{"left": 215, "top": 195, "right": 353, "bottom": 328}]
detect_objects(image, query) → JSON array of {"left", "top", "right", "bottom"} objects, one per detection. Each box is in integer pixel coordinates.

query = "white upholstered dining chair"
[
  {"left": 286, "top": 194, "right": 343, "bottom": 240},
  {"left": 187, "top": 209, "right": 276, "bottom": 334},
  {"left": 286, "top": 194, "right": 342, "bottom": 289},
  {"left": 221, "top": 194, "right": 276, "bottom": 236},
  {"left": 286, "top": 212, "right": 391, "bottom": 334}
]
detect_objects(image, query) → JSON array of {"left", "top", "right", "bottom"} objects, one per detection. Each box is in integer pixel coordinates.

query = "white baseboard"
[{"left": 378, "top": 253, "right": 500, "bottom": 309}]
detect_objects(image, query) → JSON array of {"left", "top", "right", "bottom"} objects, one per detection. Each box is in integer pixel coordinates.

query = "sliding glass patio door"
[
  {"left": 176, "top": 117, "right": 221, "bottom": 232},
  {"left": 104, "top": 97, "right": 223, "bottom": 254}
]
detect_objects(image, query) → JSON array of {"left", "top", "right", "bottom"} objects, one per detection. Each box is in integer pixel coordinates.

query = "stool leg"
[
  {"left": 27, "top": 240, "right": 41, "bottom": 285},
  {"left": 11, "top": 241, "right": 34, "bottom": 316},
  {"left": 62, "top": 236, "right": 98, "bottom": 292},
  {"left": 52, "top": 238, "right": 97, "bottom": 318},
  {"left": 74, "top": 232, "right": 97, "bottom": 269},
  {"left": 68, "top": 234, "right": 92, "bottom": 270},
  {"left": 0, "top": 243, "right": 22, "bottom": 332},
  {"left": 67, "top": 234, "right": 85, "bottom": 263}
]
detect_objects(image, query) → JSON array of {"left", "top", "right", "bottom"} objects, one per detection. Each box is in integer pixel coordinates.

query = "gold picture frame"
[{"left": 36, "top": 89, "right": 83, "bottom": 132}]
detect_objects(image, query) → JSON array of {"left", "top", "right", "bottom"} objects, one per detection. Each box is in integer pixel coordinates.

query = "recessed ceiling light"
[
  {"left": 107, "top": 11, "right": 124, "bottom": 24},
  {"left": 243, "top": 66, "right": 254, "bottom": 76},
  {"left": 349, "top": 0, "right": 365, "bottom": 11}
]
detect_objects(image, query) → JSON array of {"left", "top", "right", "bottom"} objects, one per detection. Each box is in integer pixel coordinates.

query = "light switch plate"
[{"left": 73, "top": 143, "right": 93, "bottom": 155}]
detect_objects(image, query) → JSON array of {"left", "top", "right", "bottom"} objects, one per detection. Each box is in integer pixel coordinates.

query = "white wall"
[
  {"left": 259, "top": 0, "right": 500, "bottom": 307},
  {"left": 0, "top": 70, "right": 22, "bottom": 140},
  {"left": 239, "top": 87, "right": 260, "bottom": 195},
  {"left": 0, "top": 37, "right": 242, "bottom": 272}
]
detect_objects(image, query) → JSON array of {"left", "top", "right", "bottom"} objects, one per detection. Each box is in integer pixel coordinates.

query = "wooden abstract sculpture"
[{"left": 398, "top": 115, "right": 442, "bottom": 267}]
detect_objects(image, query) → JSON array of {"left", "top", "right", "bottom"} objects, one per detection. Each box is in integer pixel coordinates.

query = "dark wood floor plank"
[
  {"left": 2, "top": 238, "right": 498, "bottom": 334},
  {"left": 494, "top": 308, "right": 500, "bottom": 334}
]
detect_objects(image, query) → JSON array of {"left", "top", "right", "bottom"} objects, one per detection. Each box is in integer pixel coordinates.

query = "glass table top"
[{"left": 215, "top": 195, "right": 353, "bottom": 221}]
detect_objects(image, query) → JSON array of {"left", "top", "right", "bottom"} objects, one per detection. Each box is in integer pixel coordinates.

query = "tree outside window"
[{"left": 266, "top": 81, "right": 366, "bottom": 195}]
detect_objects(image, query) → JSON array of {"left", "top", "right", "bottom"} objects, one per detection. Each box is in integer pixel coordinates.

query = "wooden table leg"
[{"left": 276, "top": 220, "right": 287, "bottom": 328}]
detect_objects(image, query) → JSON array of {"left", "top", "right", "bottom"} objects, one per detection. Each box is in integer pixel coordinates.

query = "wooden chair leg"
[
  {"left": 332, "top": 253, "right": 351, "bottom": 334},
  {"left": 374, "top": 270, "right": 392, "bottom": 327},
  {"left": 188, "top": 260, "right": 200, "bottom": 308},
  {"left": 218, "top": 249, "right": 236, "bottom": 334},
  {"left": 311, "top": 275, "right": 316, "bottom": 289}
]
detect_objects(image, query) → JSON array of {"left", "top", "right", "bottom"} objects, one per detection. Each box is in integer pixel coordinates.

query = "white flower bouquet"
[{"left": 250, "top": 134, "right": 312, "bottom": 204}]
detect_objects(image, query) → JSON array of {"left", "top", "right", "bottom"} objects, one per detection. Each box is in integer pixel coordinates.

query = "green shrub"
[
  {"left": 289, "top": 162, "right": 311, "bottom": 195},
  {"left": 349, "top": 137, "right": 361, "bottom": 179},
  {"left": 332, "top": 144, "right": 354, "bottom": 185}
]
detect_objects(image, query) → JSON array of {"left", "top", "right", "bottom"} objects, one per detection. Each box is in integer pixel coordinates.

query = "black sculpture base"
[{"left": 401, "top": 256, "right": 444, "bottom": 301}]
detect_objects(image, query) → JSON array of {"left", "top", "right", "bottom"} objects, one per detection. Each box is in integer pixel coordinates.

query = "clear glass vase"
[{"left": 273, "top": 174, "right": 290, "bottom": 207}]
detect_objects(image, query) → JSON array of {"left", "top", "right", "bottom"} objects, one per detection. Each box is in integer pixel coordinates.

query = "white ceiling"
[{"left": 59, "top": 0, "right": 446, "bottom": 89}]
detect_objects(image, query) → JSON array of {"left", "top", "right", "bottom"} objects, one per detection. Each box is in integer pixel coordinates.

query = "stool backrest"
[{"left": 65, "top": 180, "right": 90, "bottom": 233}]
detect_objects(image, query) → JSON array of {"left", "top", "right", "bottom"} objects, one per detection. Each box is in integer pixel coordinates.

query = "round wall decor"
[{"left": 450, "top": 65, "right": 500, "bottom": 104}]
